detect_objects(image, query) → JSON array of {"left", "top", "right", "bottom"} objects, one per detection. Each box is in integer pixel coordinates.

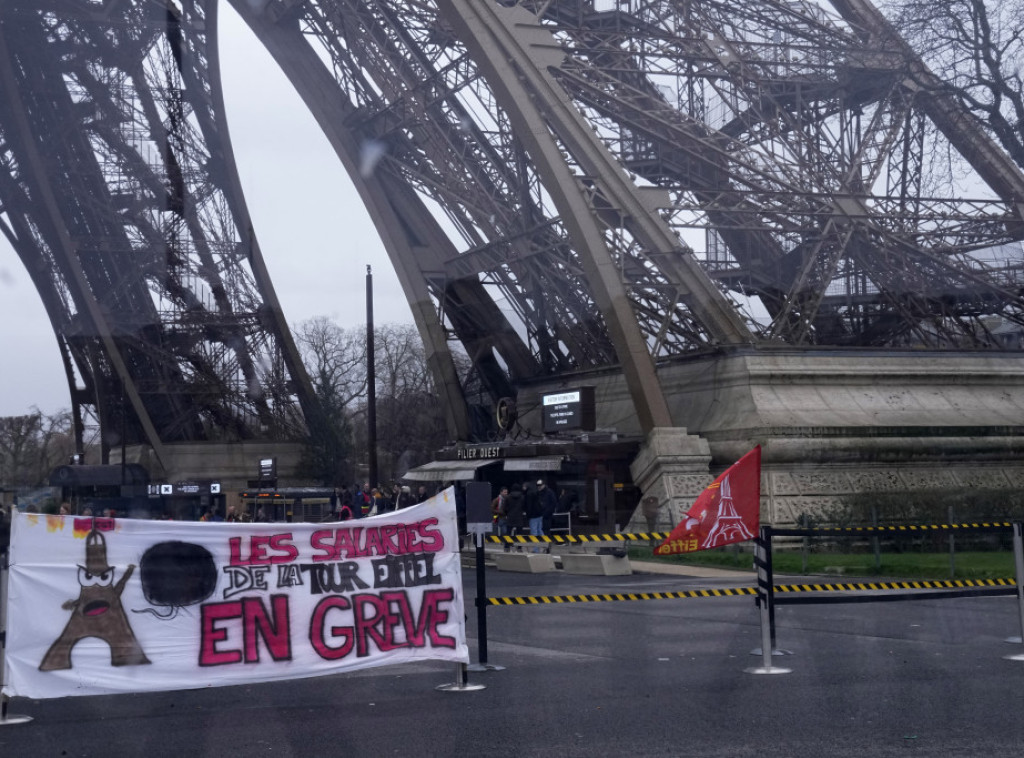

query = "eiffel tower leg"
[{"left": 628, "top": 428, "right": 712, "bottom": 532}]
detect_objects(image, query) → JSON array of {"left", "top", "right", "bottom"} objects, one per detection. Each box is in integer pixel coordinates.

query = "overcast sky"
[{"left": 0, "top": 6, "right": 413, "bottom": 418}]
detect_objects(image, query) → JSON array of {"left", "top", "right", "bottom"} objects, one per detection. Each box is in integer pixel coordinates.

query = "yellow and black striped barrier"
[
  {"left": 485, "top": 577, "right": 1017, "bottom": 607},
  {"left": 485, "top": 522, "right": 1015, "bottom": 547},
  {"left": 774, "top": 577, "right": 1015, "bottom": 593},
  {"left": 486, "top": 533, "right": 666, "bottom": 545},
  {"left": 474, "top": 523, "right": 1024, "bottom": 674},
  {"left": 769, "top": 577, "right": 1018, "bottom": 607},
  {"left": 487, "top": 586, "right": 759, "bottom": 606},
  {"left": 772, "top": 522, "right": 1013, "bottom": 537}
]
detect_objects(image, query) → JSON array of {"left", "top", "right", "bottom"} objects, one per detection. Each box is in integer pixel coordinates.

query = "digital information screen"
[
  {"left": 541, "top": 387, "right": 595, "bottom": 433},
  {"left": 258, "top": 457, "right": 277, "bottom": 483}
]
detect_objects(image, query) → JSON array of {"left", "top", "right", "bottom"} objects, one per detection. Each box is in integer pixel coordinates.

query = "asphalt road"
[{"left": 3, "top": 557, "right": 1024, "bottom": 758}]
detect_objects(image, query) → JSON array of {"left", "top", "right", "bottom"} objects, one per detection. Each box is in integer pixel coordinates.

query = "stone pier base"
[{"left": 628, "top": 427, "right": 712, "bottom": 533}]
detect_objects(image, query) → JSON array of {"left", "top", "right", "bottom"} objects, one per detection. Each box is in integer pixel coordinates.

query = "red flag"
[{"left": 653, "top": 445, "right": 761, "bottom": 556}]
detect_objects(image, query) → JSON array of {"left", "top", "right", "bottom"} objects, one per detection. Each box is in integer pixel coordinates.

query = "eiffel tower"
[
  {"left": 702, "top": 476, "right": 755, "bottom": 549},
  {"left": 2, "top": 1, "right": 1022, "bottom": 521}
]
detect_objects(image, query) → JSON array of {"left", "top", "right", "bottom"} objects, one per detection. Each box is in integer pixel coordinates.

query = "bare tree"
[
  {"left": 0, "top": 414, "right": 42, "bottom": 487},
  {"left": 294, "top": 316, "right": 367, "bottom": 409},
  {"left": 375, "top": 323, "right": 434, "bottom": 399},
  {"left": 32, "top": 409, "right": 76, "bottom": 484},
  {"left": 293, "top": 318, "right": 451, "bottom": 487},
  {"left": 370, "top": 324, "right": 449, "bottom": 483},
  {"left": 0, "top": 408, "right": 75, "bottom": 488},
  {"left": 884, "top": 0, "right": 1024, "bottom": 169},
  {"left": 293, "top": 317, "right": 364, "bottom": 486}
]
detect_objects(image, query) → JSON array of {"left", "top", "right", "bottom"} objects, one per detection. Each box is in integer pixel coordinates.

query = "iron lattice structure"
[
  {"left": 3, "top": 0, "right": 1024, "bottom": 456},
  {"left": 0, "top": 0, "right": 317, "bottom": 463}
]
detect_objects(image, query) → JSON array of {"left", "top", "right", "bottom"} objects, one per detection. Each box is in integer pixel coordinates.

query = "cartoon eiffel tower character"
[
  {"left": 39, "top": 527, "right": 151, "bottom": 671},
  {"left": 701, "top": 475, "right": 755, "bottom": 549}
]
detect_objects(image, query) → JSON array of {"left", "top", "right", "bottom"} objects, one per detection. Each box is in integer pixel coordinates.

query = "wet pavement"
[{"left": 3, "top": 552, "right": 1024, "bottom": 757}]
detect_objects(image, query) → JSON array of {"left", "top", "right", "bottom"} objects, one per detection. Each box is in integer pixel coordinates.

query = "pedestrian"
[
  {"left": 504, "top": 482, "right": 526, "bottom": 551},
  {"left": 382, "top": 486, "right": 396, "bottom": 512},
  {"left": 558, "top": 487, "right": 578, "bottom": 517},
  {"left": 492, "top": 486, "right": 510, "bottom": 545},
  {"left": 416, "top": 484, "right": 429, "bottom": 503},
  {"left": 454, "top": 483, "right": 467, "bottom": 547},
  {"left": 336, "top": 498, "right": 354, "bottom": 521},
  {"left": 554, "top": 487, "right": 575, "bottom": 534},
  {"left": 538, "top": 479, "right": 558, "bottom": 538},
  {"left": 371, "top": 487, "right": 391, "bottom": 514},
  {"left": 357, "top": 483, "right": 373, "bottom": 516},
  {"left": 338, "top": 486, "right": 354, "bottom": 519},
  {"left": 524, "top": 481, "right": 544, "bottom": 550},
  {"left": 0, "top": 504, "right": 9, "bottom": 551},
  {"left": 395, "top": 485, "right": 414, "bottom": 509}
]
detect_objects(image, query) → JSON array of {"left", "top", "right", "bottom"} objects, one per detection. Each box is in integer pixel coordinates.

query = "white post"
[{"left": 1003, "top": 523, "right": 1024, "bottom": 660}]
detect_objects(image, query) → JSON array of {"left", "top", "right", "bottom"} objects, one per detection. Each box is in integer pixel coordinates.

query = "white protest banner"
[{"left": 2, "top": 488, "right": 468, "bottom": 699}]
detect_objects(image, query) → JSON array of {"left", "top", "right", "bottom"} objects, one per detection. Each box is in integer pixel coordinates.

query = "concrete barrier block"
[
  {"left": 493, "top": 552, "right": 557, "bottom": 573},
  {"left": 561, "top": 553, "right": 632, "bottom": 576}
]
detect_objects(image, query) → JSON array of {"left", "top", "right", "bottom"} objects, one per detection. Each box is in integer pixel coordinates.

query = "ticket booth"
[{"left": 407, "top": 434, "right": 642, "bottom": 536}]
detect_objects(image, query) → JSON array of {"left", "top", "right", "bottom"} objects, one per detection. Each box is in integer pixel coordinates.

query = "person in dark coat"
[
  {"left": 524, "top": 481, "right": 544, "bottom": 549},
  {"left": 395, "top": 485, "right": 414, "bottom": 509},
  {"left": 538, "top": 480, "right": 559, "bottom": 536},
  {"left": 0, "top": 504, "right": 10, "bottom": 551},
  {"left": 504, "top": 483, "right": 527, "bottom": 551},
  {"left": 337, "top": 486, "right": 354, "bottom": 519},
  {"left": 558, "top": 488, "right": 578, "bottom": 516}
]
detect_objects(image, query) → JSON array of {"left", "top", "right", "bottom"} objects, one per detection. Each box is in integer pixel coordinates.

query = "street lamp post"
[{"left": 366, "top": 265, "right": 378, "bottom": 492}]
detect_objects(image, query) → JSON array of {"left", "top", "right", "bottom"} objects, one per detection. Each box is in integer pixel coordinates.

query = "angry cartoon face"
[{"left": 39, "top": 526, "right": 150, "bottom": 671}]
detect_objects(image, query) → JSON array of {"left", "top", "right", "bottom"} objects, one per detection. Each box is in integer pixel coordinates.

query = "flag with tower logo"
[{"left": 654, "top": 446, "right": 761, "bottom": 555}]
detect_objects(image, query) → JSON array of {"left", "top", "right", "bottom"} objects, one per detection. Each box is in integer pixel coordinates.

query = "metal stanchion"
[
  {"left": 1003, "top": 522, "right": 1024, "bottom": 659},
  {"left": 871, "top": 505, "right": 881, "bottom": 573},
  {"left": 948, "top": 505, "right": 956, "bottom": 580},
  {"left": 749, "top": 525, "right": 790, "bottom": 659},
  {"left": 746, "top": 527, "right": 790, "bottom": 675},
  {"left": 0, "top": 539, "right": 32, "bottom": 725},
  {"left": 436, "top": 662, "right": 486, "bottom": 692},
  {"left": 468, "top": 532, "right": 504, "bottom": 672}
]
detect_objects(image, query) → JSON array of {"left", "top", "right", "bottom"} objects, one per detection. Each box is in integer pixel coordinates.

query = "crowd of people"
[
  {"left": 330, "top": 482, "right": 437, "bottom": 521},
  {"left": 0, "top": 484, "right": 439, "bottom": 525},
  {"left": 490, "top": 480, "right": 580, "bottom": 551},
  {"left": 0, "top": 480, "right": 581, "bottom": 539}
]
